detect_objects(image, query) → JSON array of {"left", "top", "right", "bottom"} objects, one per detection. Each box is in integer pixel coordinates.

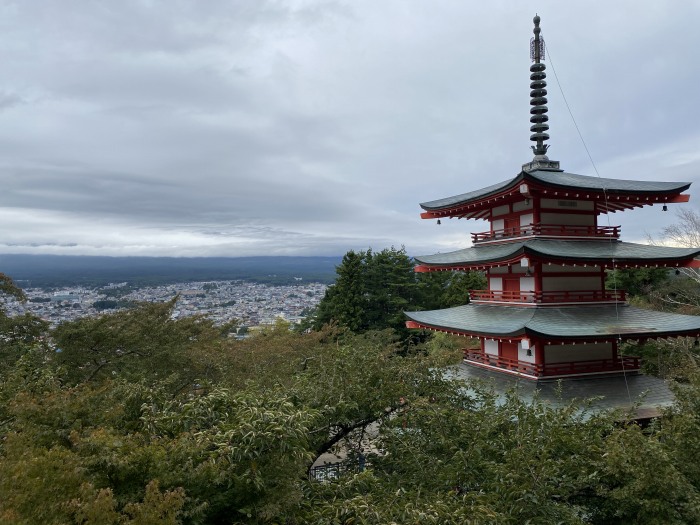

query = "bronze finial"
[{"left": 523, "top": 15, "right": 560, "bottom": 171}]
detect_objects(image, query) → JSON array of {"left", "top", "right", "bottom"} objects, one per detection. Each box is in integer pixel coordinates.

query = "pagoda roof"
[
  {"left": 453, "top": 364, "right": 675, "bottom": 419},
  {"left": 420, "top": 169, "right": 691, "bottom": 218},
  {"left": 414, "top": 239, "right": 700, "bottom": 270},
  {"left": 405, "top": 303, "right": 700, "bottom": 340}
]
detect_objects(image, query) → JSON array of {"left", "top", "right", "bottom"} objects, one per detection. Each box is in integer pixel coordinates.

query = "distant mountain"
[{"left": 0, "top": 254, "right": 342, "bottom": 288}]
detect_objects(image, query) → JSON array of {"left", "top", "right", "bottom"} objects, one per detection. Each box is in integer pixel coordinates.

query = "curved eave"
[
  {"left": 414, "top": 240, "right": 700, "bottom": 271},
  {"left": 419, "top": 170, "right": 691, "bottom": 219},
  {"left": 405, "top": 304, "right": 532, "bottom": 338},
  {"left": 406, "top": 304, "right": 700, "bottom": 341}
]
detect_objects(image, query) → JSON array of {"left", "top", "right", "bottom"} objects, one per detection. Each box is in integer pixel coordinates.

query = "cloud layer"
[{"left": 1, "top": 1, "right": 699, "bottom": 257}]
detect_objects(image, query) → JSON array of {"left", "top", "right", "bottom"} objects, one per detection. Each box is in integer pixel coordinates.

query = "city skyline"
[{"left": 1, "top": 1, "right": 699, "bottom": 257}]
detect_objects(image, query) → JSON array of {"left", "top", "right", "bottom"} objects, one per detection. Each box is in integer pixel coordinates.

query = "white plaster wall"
[
  {"left": 541, "top": 213, "right": 595, "bottom": 226},
  {"left": 520, "top": 212, "right": 534, "bottom": 226},
  {"left": 489, "top": 267, "right": 509, "bottom": 274},
  {"left": 520, "top": 276, "right": 535, "bottom": 291},
  {"left": 518, "top": 341, "right": 536, "bottom": 363},
  {"left": 544, "top": 343, "right": 612, "bottom": 363},
  {"left": 513, "top": 201, "right": 533, "bottom": 212},
  {"left": 491, "top": 218, "right": 505, "bottom": 231},
  {"left": 541, "top": 198, "right": 595, "bottom": 210},
  {"left": 542, "top": 276, "right": 602, "bottom": 291},
  {"left": 484, "top": 339, "right": 499, "bottom": 356},
  {"left": 492, "top": 205, "right": 510, "bottom": 217},
  {"left": 489, "top": 277, "right": 503, "bottom": 291},
  {"left": 542, "top": 264, "right": 599, "bottom": 273}
]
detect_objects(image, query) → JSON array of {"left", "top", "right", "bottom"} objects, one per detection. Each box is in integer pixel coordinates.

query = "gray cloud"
[{"left": 0, "top": 1, "right": 699, "bottom": 257}]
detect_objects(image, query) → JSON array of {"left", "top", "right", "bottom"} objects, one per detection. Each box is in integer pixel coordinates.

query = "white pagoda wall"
[
  {"left": 540, "top": 213, "right": 595, "bottom": 226},
  {"left": 489, "top": 277, "right": 503, "bottom": 291},
  {"left": 518, "top": 341, "right": 535, "bottom": 363},
  {"left": 540, "top": 199, "right": 595, "bottom": 211},
  {"left": 484, "top": 339, "right": 499, "bottom": 355},
  {"left": 544, "top": 342, "right": 613, "bottom": 363},
  {"left": 542, "top": 264, "right": 599, "bottom": 273},
  {"left": 541, "top": 276, "right": 601, "bottom": 291}
]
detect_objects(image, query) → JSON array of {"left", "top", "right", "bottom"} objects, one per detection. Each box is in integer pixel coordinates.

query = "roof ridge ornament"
[{"left": 522, "top": 15, "right": 561, "bottom": 172}]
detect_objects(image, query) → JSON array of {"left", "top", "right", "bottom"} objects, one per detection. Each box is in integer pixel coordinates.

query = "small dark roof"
[
  {"left": 419, "top": 169, "right": 691, "bottom": 212},
  {"left": 414, "top": 239, "right": 700, "bottom": 267},
  {"left": 452, "top": 364, "right": 675, "bottom": 418},
  {"left": 405, "top": 303, "right": 700, "bottom": 339}
]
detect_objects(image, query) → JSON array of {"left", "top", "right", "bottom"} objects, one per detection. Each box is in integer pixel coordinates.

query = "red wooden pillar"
[{"left": 535, "top": 340, "right": 545, "bottom": 375}]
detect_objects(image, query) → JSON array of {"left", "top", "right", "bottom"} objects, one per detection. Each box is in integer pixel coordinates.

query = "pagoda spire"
[{"left": 523, "top": 15, "right": 560, "bottom": 171}]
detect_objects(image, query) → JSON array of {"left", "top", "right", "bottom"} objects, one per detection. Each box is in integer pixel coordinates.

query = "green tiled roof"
[
  {"left": 405, "top": 303, "right": 700, "bottom": 339},
  {"left": 414, "top": 239, "right": 700, "bottom": 267},
  {"left": 419, "top": 170, "right": 691, "bottom": 211},
  {"left": 528, "top": 170, "right": 690, "bottom": 194},
  {"left": 453, "top": 364, "right": 675, "bottom": 418}
]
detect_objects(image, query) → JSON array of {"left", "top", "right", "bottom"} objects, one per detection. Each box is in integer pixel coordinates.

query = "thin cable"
[{"left": 546, "top": 43, "right": 633, "bottom": 407}]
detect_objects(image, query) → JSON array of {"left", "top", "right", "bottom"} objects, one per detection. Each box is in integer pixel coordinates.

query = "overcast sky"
[{"left": 0, "top": 1, "right": 699, "bottom": 258}]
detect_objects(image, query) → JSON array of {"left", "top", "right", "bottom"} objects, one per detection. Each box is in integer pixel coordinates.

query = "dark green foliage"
[
  {"left": 3, "top": 269, "right": 700, "bottom": 523},
  {"left": 417, "top": 269, "right": 487, "bottom": 310},
  {"left": 52, "top": 300, "right": 232, "bottom": 390},
  {"left": 92, "top": 299, "right": 134, "bottom": 310},
  {"left": 606, "top": 267, "right": 670, "bottom": 297},
  {"left": 0, "top": 272, "right": 26, "bottom": 303},
  {"left": 313, "top": 247, "right": 421, "bottom": 336},
  {"left": 311, "top": 246, "right": 485, "bottom": 338}
]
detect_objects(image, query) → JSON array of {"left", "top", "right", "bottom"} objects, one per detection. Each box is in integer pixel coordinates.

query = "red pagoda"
[{"left": 406, "top": 16, "right": 700, "bottom": 382}]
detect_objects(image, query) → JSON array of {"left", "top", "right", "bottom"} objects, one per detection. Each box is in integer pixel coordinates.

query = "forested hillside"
[{"left": 3, "top": 259, "right": 700, "bottom": 523}]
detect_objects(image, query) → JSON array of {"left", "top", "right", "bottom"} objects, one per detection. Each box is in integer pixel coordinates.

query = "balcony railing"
[
  {"left": 471, "top": 224, "right": 620, "bottom": 243},
  {"left": 469, "top": 289, "right": 626, "bottom": 304},
  {"left": 463, "top": 349, "right": 641, "bottom": 377}
]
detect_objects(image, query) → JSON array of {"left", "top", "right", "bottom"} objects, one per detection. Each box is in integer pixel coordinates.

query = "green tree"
[
  {"left": 0, "top": 272, "right": 26, "bottom": 303},
  {"left": 606, "top": 267, "right": 669, "bottom": 297},
  {"left": 52, "top": 299, "right": 232, "bottom": 391},
  {"left": 314, "top": 249, "right": 368, "bottom": 332},
  {"left": 417, "top": 270, "right": 486, "bottom": 310}
]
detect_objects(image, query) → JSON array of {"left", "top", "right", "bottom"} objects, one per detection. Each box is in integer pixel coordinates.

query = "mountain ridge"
[{"left": 0, "top": 254, "right": 342, "bottom": 287}]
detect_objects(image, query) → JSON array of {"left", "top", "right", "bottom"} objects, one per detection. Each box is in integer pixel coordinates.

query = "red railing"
[
  {"left": 471, "top": 224, "right": 620, "bottom": 243},
  {"left": 469, "top": 289, "right": 626, "bottom": 304},
  {"left": 463, "top": 349, "right": 640, "bottom": 377}
]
